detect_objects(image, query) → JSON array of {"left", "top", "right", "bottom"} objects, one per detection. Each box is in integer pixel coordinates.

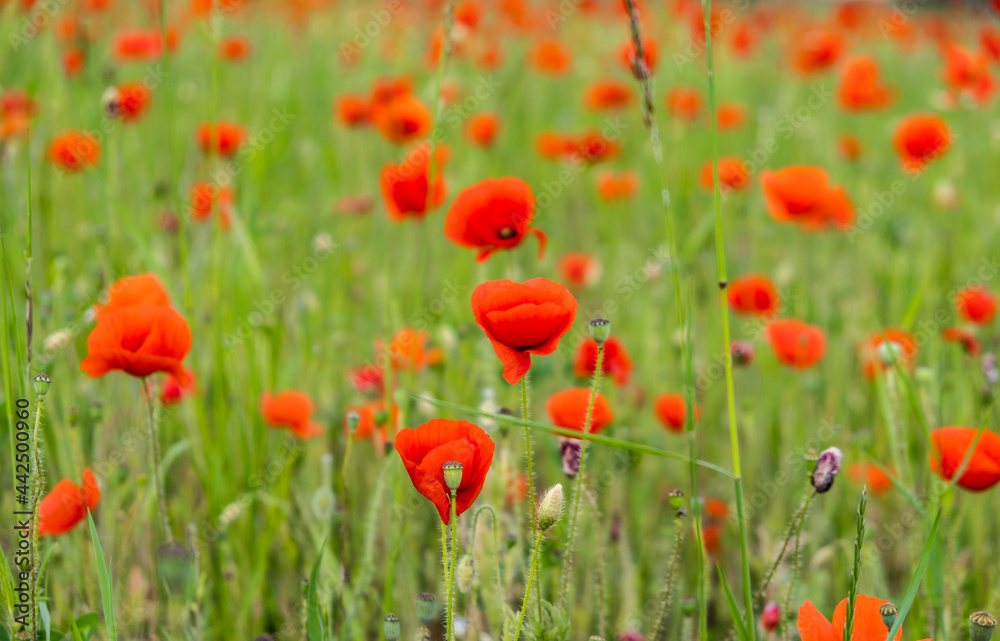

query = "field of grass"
[{"left": 2, "top": 1, "right": 1000, "bottom": 640}]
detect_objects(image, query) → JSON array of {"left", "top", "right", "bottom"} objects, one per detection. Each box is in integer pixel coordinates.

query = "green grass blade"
[
  {"left": 716, "top": 564, "right": 749, "bottom": 641},
  {"left": 306, "top": 542, "right": 326, "bottom": 641},
  {"left": 884, "top": 506, "right": 943, "bottom": 640},
  {"left": 86, "top": 511, "right": 115, "bottom": 641}
]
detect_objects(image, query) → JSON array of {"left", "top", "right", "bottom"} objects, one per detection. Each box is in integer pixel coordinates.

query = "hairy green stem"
[
  {"left": 145, "top": 380, "right": 174, "bottom": 543},
  {"left": 511, "top": 529, "right": 545, "bottom": 641},
  {"left": 653, "top": 513, "right": 685, "bottom": 641}
]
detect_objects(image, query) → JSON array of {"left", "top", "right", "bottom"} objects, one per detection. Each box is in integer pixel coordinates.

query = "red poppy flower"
[
  {"left": 727, "top": 275, "right": 779, "bottom": 316},
  {"left": 115, "top": 82, "right": 152, "bottom": 122},
  {"left": 62, "top": 49, "right": 85, "bottom": 77},
  {"left": 574, "top": 336, "right": 632, "bottom": 386},
  {"left": 859, "top": 328, "right": 917, "bottom": 378},
  {"left": 585, "top": 79, "right": 634, "bottom": 111},
  {"left": 792, "top": 28, "right": 844, "bottom": 74},
  {"left": 703, "top": 522, "right": 723, "bottom": 556},
  {"left": 345, "top": 400, "right": 398, "bottom": 442},
  {"left": 666, "top": 86, "right": 703, "bottom": 120},
  {"left": 218, "top": 35, "right": 252, "bottom": 61},
  {"left": 371, "top": 94, "right": 432, "bottom": 145},
  {"left": 983, "top": 25, "right": 1000, "bottom": 63},
  {"left": 797, "top": 595, "right": 919, "bottom": 641},
  {"left": 654, "top": 393, "right": 699, "bottom": 432},
  {"left": 394, "top": 419, "right": 495, "bottom": 523},
  {"left": 558, "top": 252, "right": 600, "bottom": 288},
  {"left": 81, "top": 305, "right": 192, "bottom": 384},
  {"left": 893, "top": 114, "right": 951, "bottom": 172},
  {"left": 1, "top": 89, "right": 37, "bottom": 117},
  {"left": 260, "top": 391, "right": 323, "bottom": 439},
  {"left": 530, "top": 39, "right": 572, "bottom": 75},
  {"left": 942, "top": 44, "right": 995, "bottom": 105},
  {"left": 336, "top": 95, "right": 369, "bottom": 127},
  {"left": 929, "top": 426, "right": 1000, "bottom": 491},
  {"left": 376, "top": 328, "right": 444, "bottom": 371},
  {"left": 535, "top": 132, "right": 575, "bottom": 160},
  {"left": 760, "top": 166, "right": 854, "bottom": 231},
  {"left": 596, "top": 171, "right": 639, "bottom": 202},
  {"left": 955, "top": 285, "right": 997, "bottom": 324},
  {"left": 348, "top": 365, "right": 384, "bottom": 396},
  {"left": 190, "top": 182, "right": 235, "bottom": 230},
  {"left": 546, "top": 388, "right": 614, "bottom": 434},
  {"left": 99, "top": 273, "right": 172, "bottom": 313},
  {"left": 715, "top": 102, "right": 747, "bottom": 130},
  {"left": 196, "top": 121, "right": 246, "bottom": 157},
  {"left": 620, "top": 38, "right": 658, "bottom": 77},
  {"left": 837, "top": 134, "right": 862, "bottom": 161},
  {"left": 466, "top": 112, "right": 499, "bottom": 148},
  {"left": 445, "top": 177, "right": 546, "bottom": 262},
  {"left": 38, "top": 468, "right": 100, "bottom": 537},
  {"left": 942, "top": 327, "right": 980, "bottom": 356},
  {"left": 470, "top": 278, "right": 577, "bottom": 385},
  {"left": 335, "top": 194, "right": 375, "bottom": 216},
  {"left": 369, "top": 76, "right": 413, "bottom": 110},
  {"left": 766, "top": 319, "right": 826, "bottom": 369},
  {"left": 837, "top": 56, "right": 893, "bottom": 112},
  {"left": 848, "top": 462, "right": 894, "bottom": 495},
  {"left": 699, "top": 157, "right": 750, "bottom": 193},
  {"left": 380, "top": 144, "right": 448, "bottom": 221},
  {"left": 160, "top": 370, "right": 196, "bottom": 405},
  {"left": 113, "top": 29, "right": 177, "bottom": 61},
  {"left": 48, "top": 131, "right": 101, "bottom": 172}
]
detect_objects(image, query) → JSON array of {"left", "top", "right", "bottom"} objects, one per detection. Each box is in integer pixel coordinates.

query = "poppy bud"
[
  {"left": 101, "top": 86, "right": 121, "bottom": 119},
  {"left": 415, "top": 592, "right": 436, "bottom": 625},
  {"left": 805, "top": 448, "right": 819, "bottom": 473},
  {"left": 668, "top": 489, "right": 684, "bottom": 513},
  {"left": 559, "top": 436, "right": 582, "bottom": 478},
  {"left": 877, "top": 340, "right": 904, "bottom": 367},
  {"left": 680, "top": 598, "right": 696, "bottom": 616},
  {"left": 442, "top": 461, "right": 463, "bottom": 493},
  {"left": 589, "top": 318, "right": 611, "bottom": 344},
  {"left": 880, "top": 602, "right": 897, "bottom": 631},
  {"left": 971, "top": 612, "right": 997, "bottom": 641},
  {"left": 538, "top": 483, "right": 564, "bottom": 531},
  {"left": 33, "top": 373, "right": 51, "bottom": 396},
  {"left": 731, "top": 341, "right": 754, "bottom": 366},
  {"left": 763, "top": 601, "right": 780, "bottom": 631},
  {"left": 456, "top": 554, "right": 476, "bottom": 593},
  {"left": 383, "top": 613, "right": 400, "bottom": 641},
  {"left": 345, "top": 411, "right": 360, "bottom": 435},
  {"left": 810, "top": 447, "right": 843, "bottom": 493}
]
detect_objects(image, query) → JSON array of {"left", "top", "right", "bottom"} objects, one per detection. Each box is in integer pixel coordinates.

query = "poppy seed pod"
[
  {"left": 811, "top": 446, "right": 843, "bottom": 493},
  {"left": 456, "top": 555, "right": 476, "bottom": 593},
  {"left": 33, "top": 373, "right": 51, "bottom": 396},
  {"left": 383, "top": 613, "right": 400, "bottom": 641},
  {"left": 877, "top": 340, "right": 904, "bottom": 366},
  {"left": 538, "top": 483, "right": 564, "bottom": 531},
  {"left": 879, "top": 602, "right": 897, "bottom": 631},
  {"left": 668, "top": 489, "right": 684, "bottom": 513},
  {"left": 415, "top": 592, "right": 436, "bottom": 625},
  {"left": 971, "top": 612, "right": 997, "bottom": 641},
  {"left": 345, "top": 411, "right": 360, "bottom": 434},
  {"left": 442, "top": 461, "right": 464, "bottom": 493},
  {"left": 589, "top": 318, "right": 611, "bottom": 344}
]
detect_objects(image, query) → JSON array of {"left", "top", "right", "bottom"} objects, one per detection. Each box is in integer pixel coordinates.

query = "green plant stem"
[
  {"left": 757, "top": 489, "right": 814, "bottom": 606},
  {"left": 448, "top": 494, "right": 458, "bottom": 641},
  {"left": 703, "top": 0, "right": 754, "bottom": 633},
  {"left": 653, "top": 513, "right": 685, "bottom": 641},
  {"left": 521, "top": 372, "right": 542, "bottom": 619},
  {"left": 144, "top": 380, "right": 174, "bottom": 543},
  {"left": 780, "top": 491, "right": 813, "bottom": 636},
  {"left": 511, "top": 529, "right": 545, "bottom": 641},
  {"left": 28, "top": 396, "right": 44, "bottom": 641},
  {"left": 472, "top": 505, "right": 506, "bottom": 623},
  {"left": 559, "top": 344, "right": 605, "bottom": 608}
]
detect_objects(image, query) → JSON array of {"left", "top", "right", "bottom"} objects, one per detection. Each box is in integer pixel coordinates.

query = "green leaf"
[
  {"left": 716, "top": 564, "right": 749, "bottom": 641},
  {"left": 884, "top": 506, "right": 943, "bottom": 640},
  {"left": 39, "top": 602, "right": 50, "bottom": 641},
  {"left": 306, "top": 541, "right": 326, "bottom": 641},
  {"left": 73, "top": 613, "right": 99, "bottom": 641},
  {"left": 86, "top": 510, "right": 115, "bottom": 641},
  {"left": 0, "top": 541, "right": 16, "bottom": 621}
]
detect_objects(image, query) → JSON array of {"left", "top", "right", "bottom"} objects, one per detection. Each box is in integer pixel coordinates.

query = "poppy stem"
[
  {"left": 144, "top": 380, "right": 175, "bottom": 543},
  {"left": 755, "top": 489, "right": 814, "bottom": 607},
  {"left": 446, "top": 493, "right": 459, "bottom": 641},
  {"left": 28, "top": 395, "right": 45, "bottom": 641},
  {"left": 777, "top": 490, "right": 814, "bottom": 635},
  {"left": 511, "top": 528, "right": 545, "bottom": 641},
  {"left": 652, "top": 511, "right": 685, "bottom": 641},
  {"left": 559, "top": 343, "right": 605, "bottom": 609},
  {"left": 471, "top": 505, "right": 506, "bottom": 624},
  {"left": 520, "top": 372, "right": 544, "bottom": 620}
]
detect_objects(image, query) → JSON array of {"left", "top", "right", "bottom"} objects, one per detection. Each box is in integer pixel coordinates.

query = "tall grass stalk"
[
  {"left": 558, "top": 342, "right": 605, "bottom": 609},
  {"left": 702, "top": 0, "right": 755, "bottom": 634},
  {"left": 28, "top": 393, "right": 46, "bottom": 641},
  {"left": 843, "top": 487, "right": 868, "bottom": 641},
  {"left": 144, "top": 380, "right": 175, "bottom": 542}
]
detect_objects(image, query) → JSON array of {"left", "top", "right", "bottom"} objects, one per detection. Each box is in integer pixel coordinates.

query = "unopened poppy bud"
[
  {"left": 668, "top": 489, "right": 684, "bottom": 513},
  {"left": 805, "top": 448, "right": 819, "bottom": 473},
  {"left": 33, "top": 373, "right": 51, "bottom": 396},
  {"left": 763, "top": 601, "right": 780, "bottom": 631},
  {"left": 442, "top": 461, "right": 463, "bottom": 493},
  {"left": 970, "top": 611, "right": 997, "bottom": 641},
  {"left": 537, "top": 483, "right": 564, "bottom": 531},
  {"left": 345, "top": 411, "right": 360, "bottom": 434},
  {"left": 559, "top": 436, "right": 582, "bottom": 478},
  {"left": 589, "top": 318, "right": 611, "bottom": 344},
  {"left": 456, "top": 555, "right": 476, "bottom": 593},
  {"left": 810, "top": 446, "right": 843, "bottom": 493},
  {"left": 880, "top": 602, "right": 897, "bottom": 631},
  {"left": 415, "top": 592, "right": 436, "bottom": 625},
  {"left": 877, "top": 340, "right": 904, "bottom": 367},
  {"left": 101, "top": 86, "right": 121, "bottom": 119},
  {"left": 383, "top": 613, "right": 400, "bottom": 641},
  {"left": 680, "top": 598, "right": 696, "bottom": 616},
  {"left": 731, "top": 341, "right": 754, "bottom": 366}
]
